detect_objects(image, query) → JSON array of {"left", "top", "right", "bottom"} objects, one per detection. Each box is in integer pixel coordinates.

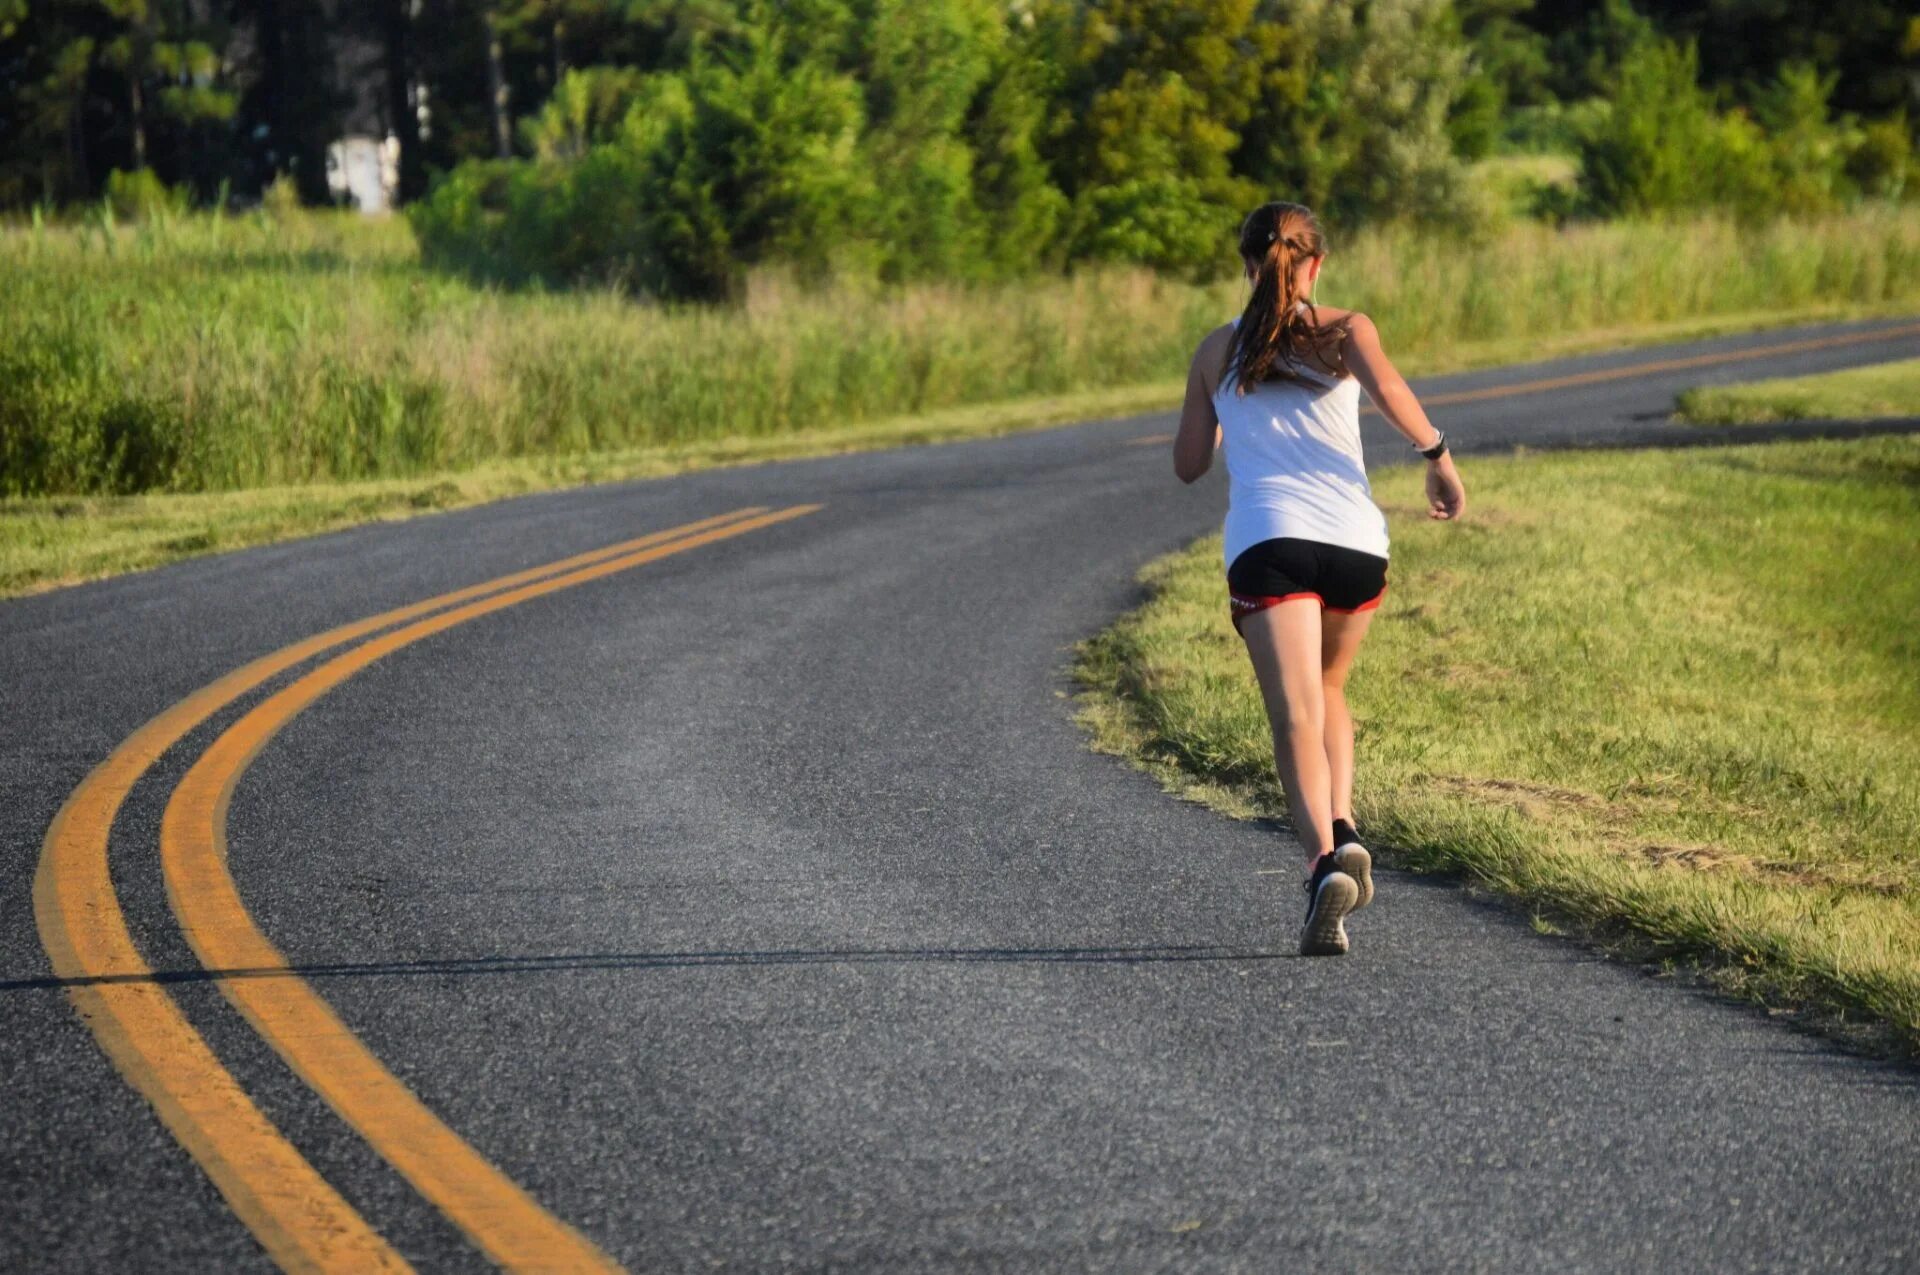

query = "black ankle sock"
[{"left": 1331, "top": 818, "right": 1360, "bottom": 848}]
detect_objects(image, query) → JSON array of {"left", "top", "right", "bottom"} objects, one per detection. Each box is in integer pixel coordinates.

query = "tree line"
[{"left": 3, "top": 0, "right": 1914, "bottom": 295}]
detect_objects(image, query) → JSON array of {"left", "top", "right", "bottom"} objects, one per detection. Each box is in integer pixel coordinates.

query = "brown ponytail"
[{"left": 1223, "top": 201, "right": 1348, "bottom": 394}]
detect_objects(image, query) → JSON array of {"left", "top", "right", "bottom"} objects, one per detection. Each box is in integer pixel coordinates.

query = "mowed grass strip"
[
  {"left": 1676, "top": 357, "right": 1920, "bottom": 425},
  {"left": 1076, "top": 436, "right": 1920, "bottom": 1048}
]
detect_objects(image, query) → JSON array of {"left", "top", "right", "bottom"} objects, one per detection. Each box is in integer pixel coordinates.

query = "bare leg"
[
  {"left": 1320, "top": 608, "right": 1376, "bottom": 824},
  {"left": 1238, "top": 599, "right": 1333, "bottom": 869}
]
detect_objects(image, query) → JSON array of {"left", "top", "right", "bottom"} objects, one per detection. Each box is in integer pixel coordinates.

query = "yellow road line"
[
  {"left": 34, "top": 506, "right": 775, "bottom": 1272},
  {"left": 161, "top": 504, "right": 820, "bottom": 1272},
  {"left": 1132, "top": 325, "right": 1920, "bottom": 436},
  {"left": 1377, "top": 321, "right": 1920, "bottom": 414}
]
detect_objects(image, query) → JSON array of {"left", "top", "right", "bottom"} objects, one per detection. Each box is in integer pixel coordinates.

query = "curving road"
[{"left": 3, "top": 316, "right": 1919, "bottom": 1273}]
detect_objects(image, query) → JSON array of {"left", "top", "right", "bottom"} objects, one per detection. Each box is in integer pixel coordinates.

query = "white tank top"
[{"left": 1214, "top": 337, "right": 1390, "bottom": 568}]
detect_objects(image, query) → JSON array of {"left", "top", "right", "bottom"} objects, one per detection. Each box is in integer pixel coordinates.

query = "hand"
[{"left": 1426, "top": 455, "right": 1465, "bottom": 520}]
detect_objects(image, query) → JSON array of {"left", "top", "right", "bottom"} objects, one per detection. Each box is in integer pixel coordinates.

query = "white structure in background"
[{"left": 326, "top": 135, "right": 401, "bottom": 214}]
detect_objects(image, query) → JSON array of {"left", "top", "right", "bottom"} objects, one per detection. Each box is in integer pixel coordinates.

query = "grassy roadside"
[
  {"left": 0, "top": 380, "right": 1179, "bottom": 597},
  {"left": 9, "top": 303, "right": 1920, "bottom": 599},
  {"left": 1075, "top": 436, "right": 1920, "bottom": 1052},
  {"left": 8, "top": 203, "right": 1920, "bottom": 500},
  {"left": 1676, "top": 357, "right": 1920, "bottom": 424}
]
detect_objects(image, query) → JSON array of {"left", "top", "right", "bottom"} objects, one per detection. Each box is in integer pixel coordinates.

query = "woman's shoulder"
[
  {"left": 1197, "top": 321, "right": 1238, "bottom": 355},
  {"left": 1310, "top": 304, "right": 1369, "bottom": 332},
  {"left": 1317, "top": 306, "right": 1377, "bottom": 344},
  {"left": 1189, "top": 322, "right": 1238, "bottom": 393}
]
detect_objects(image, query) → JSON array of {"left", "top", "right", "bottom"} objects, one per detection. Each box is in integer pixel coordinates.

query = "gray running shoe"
[
  {"left": 1300, "top": 856, "right": 1360, "bottom": 956},
  {"left": 1333, "top": 842, "right": 1373, "bottom": 910}
]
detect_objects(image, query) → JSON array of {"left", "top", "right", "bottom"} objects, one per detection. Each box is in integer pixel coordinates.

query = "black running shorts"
[{"left": 1227, "top": 537, "right": 1388, "bottom": 634}]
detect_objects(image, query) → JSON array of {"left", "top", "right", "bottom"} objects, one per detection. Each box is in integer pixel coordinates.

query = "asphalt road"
[{"left": 3, "top": 315, "right": 1918, "bottom": 1273}]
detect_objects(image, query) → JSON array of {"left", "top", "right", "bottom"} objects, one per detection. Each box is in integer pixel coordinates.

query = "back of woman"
[
  {"left": 1215, "top": 341, "right": 1387, "bottom": 570},
  {"left": 1171, "top": 199, "right": 1465, "bottom": 957}
]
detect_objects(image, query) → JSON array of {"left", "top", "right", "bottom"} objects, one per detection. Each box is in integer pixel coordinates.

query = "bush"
[
  {"left": 1068, "top": 176, "right": 1237, "bottom": 278},
  {"left": 1501, "top": 103, "right": 1585, "bottom": 155},
  {"left": 1242, "top": 0, "right": 1485, "bottom": 231},
  {"left": 0, "top": 327, "right": 185, "bottom": 496},
  {"left": 1848, "top": 115, "right": 1912, "bottom": 202},
  {"left": 410, "top": 154, "right": 656, "bottom": 291},
  {"left": 104, "top": 168, "right": 190, "bottom": 222},
  {"left": 1753, "top": 64, "right": 1855, "bottom": 215},
  {"left": 260, "top": 174, "right": 303, "bottom": 218},
  {"left": 1576, "top": 36, "right": 1772, "bottom": 217},
  {"left": 519, "top": 67, "right": 650, "bottom": 161},
  {"left": 412, "top": 38, "right": 865, "bottom": 301},
  {"left": 1576, "top": 38, "right": 1898, "bottom": 221}
]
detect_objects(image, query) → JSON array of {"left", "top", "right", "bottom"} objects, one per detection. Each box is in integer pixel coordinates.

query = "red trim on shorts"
[
  {"left": 1325, "top": 584, "right": 1387, "bottom": 615},
  {"left": 1229, "top": 590, "right": 1322, "bottom": 633}
]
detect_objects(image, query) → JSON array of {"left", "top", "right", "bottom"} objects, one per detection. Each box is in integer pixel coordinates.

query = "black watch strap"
[{"left": 1419, "top": 431, "right": 1448, "bottom": 461}]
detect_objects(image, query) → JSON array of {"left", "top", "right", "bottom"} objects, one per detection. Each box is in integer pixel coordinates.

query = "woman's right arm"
[
  {"left": 1173, "top": 332, "right": 1224, "bottom": 484},
  {"left": 1343, "top": 313, "right": 1465, "bottom": 521}
]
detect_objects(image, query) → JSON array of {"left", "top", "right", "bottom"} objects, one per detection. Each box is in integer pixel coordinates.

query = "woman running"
[{"left": 1173, "top": 201, "right": 1465, "bottom": 956}]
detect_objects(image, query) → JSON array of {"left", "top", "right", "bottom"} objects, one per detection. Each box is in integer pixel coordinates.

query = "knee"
[{"left": 1275, "top": 699, "right": 1324, "bottom": 736}]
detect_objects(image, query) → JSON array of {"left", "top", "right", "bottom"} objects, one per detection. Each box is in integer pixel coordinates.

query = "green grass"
[
  {"left": 1076, "top": 436, "right": 1920, "bottom": 1051},
  {"left": 6, "top": 204, "right": 1920, "bottom": 596},
  {"left": 7, "top": 204, "right": 1920, "bottom": 501},
  {"left": 1676, "top": 358, "right": 1920, "bottom": 424},
  {"left": 0, "top": 380, "right": 1180, "bottom": 596},
  {"left": 8, "top": 305, "right": 1916, "bottom": 600}
]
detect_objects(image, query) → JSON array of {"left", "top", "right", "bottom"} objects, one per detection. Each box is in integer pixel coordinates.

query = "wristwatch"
[{"left": 1418, "top": 430, "right": 1448, "bottom": 461}]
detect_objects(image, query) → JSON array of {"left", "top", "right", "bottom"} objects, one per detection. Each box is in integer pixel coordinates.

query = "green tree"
[
  {"left": 1845, "top": 113, "right": 1911, "bottom": 202},
  {"left": 1575, "top": 32, "right": 1770, "bottom": 216},
  {"left": 648, "top": 18, "right": 869, "bottom": 294},
  {"left": 1752, "top": 63, "right": 1853, "bottom": 214},
  {"left": 416, "top": 9, "right": 869, "bottom": 299},
  {"left": 963, "top": 15, "right": 1069, "bottom": 274},
  {"left": 519, "top": 64, "right": 648, "bottom": 159},
  {"left": 1458, "top": 0, "right": 1551, "bottom": 108},
  {"left": 1034, "top": 0, "right": 1272, "bottom": 272},
  {"left": 1448, "top": 0, "right": 1551, "bottom": 158},
  {"left": 1632, "top": 0, "right": 1917, "bottom": 121},
  {"left": 852, "top": 0, "right": 997, "bottom": 278},
  {"left": 242, "top": 0, "right": 339, "bottom": 203},
  {"left": 1242, "top": 0, "right": 1481, "bottom": 228},
  {"left": 0, "top": 15, "right": 97, "bottom": 203}
]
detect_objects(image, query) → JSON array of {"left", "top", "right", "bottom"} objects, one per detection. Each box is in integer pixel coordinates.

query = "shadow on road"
[{"left": 0, "top": 942, "right": 1300, "bottom": 991}]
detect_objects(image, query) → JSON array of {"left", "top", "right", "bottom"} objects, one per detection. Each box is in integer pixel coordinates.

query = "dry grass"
[
  {"left": 7, "top": 204, "right": 1920, "bottom": 498},
  {"left": 0, "top": 379, "right": 1179, "bottom": 597},
  {"left": 6, "top": 204, "right": 1920, "bottom": 595}
]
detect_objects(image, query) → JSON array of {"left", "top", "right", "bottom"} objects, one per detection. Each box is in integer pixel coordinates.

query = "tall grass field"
[
  {"left": 6, "top": 205, "right": 1920, "bottom": 501},
  {"left": 1076, "top": 435, "right": 1920, "bottom": 1050}
]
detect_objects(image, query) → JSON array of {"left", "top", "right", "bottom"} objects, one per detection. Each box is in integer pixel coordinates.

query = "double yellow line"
[
  {"left": 1127, "top": 320, "right": 1920, "bottom": 445},
  {"left": 1408, "top": 319, "right": 1920, "bottom": 409},
  {"left": 35, "top": 504, "right": 819, "bottom": 1272}
]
